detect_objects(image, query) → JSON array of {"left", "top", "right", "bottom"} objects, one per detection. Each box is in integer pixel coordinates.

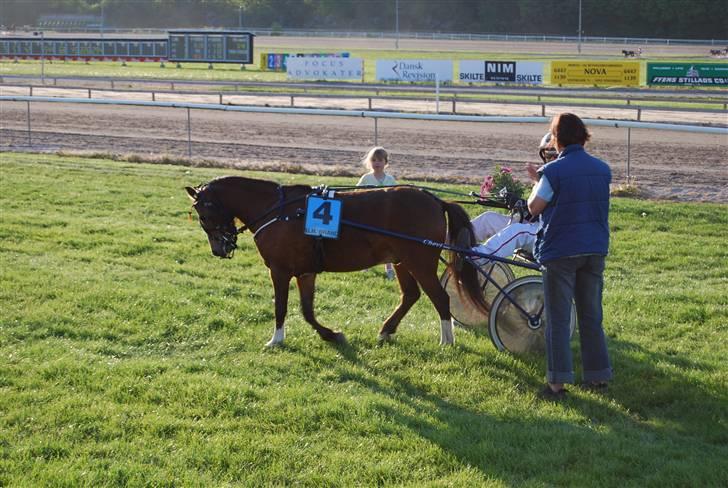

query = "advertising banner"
[
  {"left": 376, "top": 60, "right": 453, "bottom": 82},
  {"left": 647, "top": 63, "right": 728, "bottom": 86},
  {"left": 287, "top": 57, "right": 363, "bottom": 81},
  {"left": 459, "top": 60, "right": 544, "bottom": 84},
  {"left": 551, "top": 61, "right": 640, "bottom": 86},
  {"left": 260, "top": 52, "right": 349, "bottom": 71}
]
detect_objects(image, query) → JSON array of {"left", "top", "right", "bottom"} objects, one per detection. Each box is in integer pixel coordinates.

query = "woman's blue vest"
[{"left": 535, "top": 144, "right": 611, "bottom": 263}]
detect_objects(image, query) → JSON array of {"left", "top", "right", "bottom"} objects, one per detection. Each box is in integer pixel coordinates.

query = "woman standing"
[{"left": 527, "top": 113, "right": 613, "bottom": 400}]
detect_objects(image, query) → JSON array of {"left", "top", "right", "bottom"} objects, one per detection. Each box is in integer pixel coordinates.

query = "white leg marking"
[
  {"left": 440, "top": 318, "right": 455, "bottom": 345},
  {"left": 266, "top": 326, "right": 285, "bottom": 347}
]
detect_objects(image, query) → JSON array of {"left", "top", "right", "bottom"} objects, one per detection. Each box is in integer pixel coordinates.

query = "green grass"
[
  {"left": 1, "top": 153, "right": 726, "bottom": 486},
  {"left": 1, "top": 44, "right": 719, "bottom": 84}
]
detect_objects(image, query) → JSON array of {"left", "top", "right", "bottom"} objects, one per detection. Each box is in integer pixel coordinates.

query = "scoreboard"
[
  {"left": 167, "top": 30, "right": 253, "bottom": 64},
  {"left": 0, "top": 30, "right": 253, "bottom": 64},
  {"left": 0, "top": 36, "right": 168, "bottom": 61}
]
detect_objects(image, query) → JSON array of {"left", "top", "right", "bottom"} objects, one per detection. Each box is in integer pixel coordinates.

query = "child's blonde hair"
[{"left": 362, "top": 146, "right": 389, "bottom": 169}]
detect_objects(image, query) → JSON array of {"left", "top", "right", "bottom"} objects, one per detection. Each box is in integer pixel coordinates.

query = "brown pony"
[{"left": 185, "top": 176, "right": 488, "bottom": 347}]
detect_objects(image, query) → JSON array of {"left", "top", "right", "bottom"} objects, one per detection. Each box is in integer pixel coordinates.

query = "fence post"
[
  {"left": 111, "top": 80, "right": 114, "bottom": 89},
  {"left": 374, "top": 117, "right": 378, "bottom": 145},
  {"left": 452, "top": 98, "right": 456, "bottom": 114},
  {"left": 626, "top": 127, "right": 632, "bottom": 183},
  {"left": 186, "top": 107, "right": 192, "bottom": 158},
  {"left": 152, "top": 91, "right": 155, "bottom": 101},
  {"left": 541, "top": 104, "right": 546, "bottom": 116},
  {"left": 88, "top": 88, "right": 92, "bottom": 98},
  {"left": 290, "top": 95, "right": 295, "bottom": 107},
  {"left": 29, "top": 86, "right": 33, "bottom": 97},
  {"left": 637, "top": 108, "right": 641, "bottom": 121},
  {"left": 26, "top": 100, "right": 32, "bottom": 147},
  {"left": 219, "top": 93, "right": 223, "bottom": 105}
]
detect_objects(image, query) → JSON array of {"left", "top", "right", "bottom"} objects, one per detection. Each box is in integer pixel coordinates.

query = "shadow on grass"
[{"left": 287, "top": 334, "right": 727, "bottom": 485}]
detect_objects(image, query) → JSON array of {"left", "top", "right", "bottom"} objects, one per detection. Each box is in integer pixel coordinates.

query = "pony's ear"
[{"left": 185, "top": 186, "right": 198, "bottom": 201}]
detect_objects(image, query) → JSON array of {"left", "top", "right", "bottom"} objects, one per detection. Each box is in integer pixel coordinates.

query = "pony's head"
[{"left": 186, "top": 184, "right": 238, "bottom": 259}]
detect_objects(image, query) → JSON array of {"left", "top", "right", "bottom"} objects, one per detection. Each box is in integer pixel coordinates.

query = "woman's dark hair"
[{"left": 550, "top": 113, "right": 591, "bottom": 147}]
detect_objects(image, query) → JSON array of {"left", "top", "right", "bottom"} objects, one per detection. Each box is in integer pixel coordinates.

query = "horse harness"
[{"left": 195, "top": 183, "right": 321, "bottom": 261}]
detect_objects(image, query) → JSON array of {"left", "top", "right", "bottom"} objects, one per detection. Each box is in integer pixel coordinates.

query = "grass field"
[{"left": 1, "top": 153, "right": 727, "bottom": 486}]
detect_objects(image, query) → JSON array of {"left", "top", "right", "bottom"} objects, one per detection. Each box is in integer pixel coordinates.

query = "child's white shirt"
[{"left": 357, "top": 173, "right": 397, "bottom": 187}]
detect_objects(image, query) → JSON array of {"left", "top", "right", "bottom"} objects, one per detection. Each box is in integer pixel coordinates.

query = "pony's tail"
[{"left": 443, "top": 201, "right": 490, "bottom": 316}]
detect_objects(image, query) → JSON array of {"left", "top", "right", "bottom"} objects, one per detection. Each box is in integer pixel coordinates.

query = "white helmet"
[
  {"left": 538, "top": 132, "right": 558, "bottom": 163},
  {"left": 539, "top": 132, "right": 551, "bottom": 149}
]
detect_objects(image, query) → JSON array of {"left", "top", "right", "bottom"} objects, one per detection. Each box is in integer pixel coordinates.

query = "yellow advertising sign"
[{"left": 551, "top": 61, "right": 640, "bottom": 86}]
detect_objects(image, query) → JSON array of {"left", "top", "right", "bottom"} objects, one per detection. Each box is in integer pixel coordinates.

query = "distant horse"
[
  {"left": 186, "top": 176, "right": 488, "bottom": 347},
  {"left": 622, "top": 49, "right": 641, "bottom": 58}
]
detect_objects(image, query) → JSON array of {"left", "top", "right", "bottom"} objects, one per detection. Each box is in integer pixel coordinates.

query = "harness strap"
[
  {"left": 312, "top": 238, "right": 325, "bottom": 273},
  {"left": 252, "top": 218, "right": 280, "bottom": 239},
  {"left": 238, "top": 185, "right": 299, "bottom": 236}
]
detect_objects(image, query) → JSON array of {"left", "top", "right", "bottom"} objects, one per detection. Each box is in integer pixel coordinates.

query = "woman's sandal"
[
  {"left": 578, "top": 381, "right": 609, "bottom": 392},
  {"left": 538, "top": 385, "right": 568, "bottom": 401}
]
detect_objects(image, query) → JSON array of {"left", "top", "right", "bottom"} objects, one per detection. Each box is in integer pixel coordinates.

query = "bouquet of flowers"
[{"left": 480, "top": 165, "right": 528, "bottom": 198}]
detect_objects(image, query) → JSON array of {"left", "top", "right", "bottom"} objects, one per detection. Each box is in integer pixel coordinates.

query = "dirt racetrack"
[
  {"left": 1, "top": 35, "right": 726, "bottom": 202},
  {"left": 2, "top": 100, "right": 726, "bottom": 202}
]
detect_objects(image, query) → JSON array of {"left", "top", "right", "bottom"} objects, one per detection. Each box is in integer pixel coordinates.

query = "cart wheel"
[
  {"left": 440, "top": 259, "right": 515, "bottom": 330},
  {"left": 488, "top": 275, "right": 576, "bottom": 354}
]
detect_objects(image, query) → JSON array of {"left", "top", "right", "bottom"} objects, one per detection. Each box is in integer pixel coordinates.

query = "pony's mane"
[{"left": 205, "top": 176, "right": 312, "bottom": 194}]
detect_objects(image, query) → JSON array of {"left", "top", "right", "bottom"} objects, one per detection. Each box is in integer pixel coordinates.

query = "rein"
[
  {"left": 195, "top": 180, "right": 525, "bottom": 258},
  {"left": 313, "top": 183, "right": 513, "bottom": 210}
]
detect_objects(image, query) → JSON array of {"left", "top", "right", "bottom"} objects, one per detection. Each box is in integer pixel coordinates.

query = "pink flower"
[
  {"left": 480, "top": 175, "right": 495, "bottom": 196},
  {"left": 500, "top": 166, "right": 512, "bottom": 174}
]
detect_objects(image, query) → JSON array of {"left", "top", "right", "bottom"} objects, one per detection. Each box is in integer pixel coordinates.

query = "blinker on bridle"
[
  {"left": 192, "top": 197, "right": 239, "bottom": 259},
  {"left": 191, "top": 183, "right": 291, "bottom": 259}
]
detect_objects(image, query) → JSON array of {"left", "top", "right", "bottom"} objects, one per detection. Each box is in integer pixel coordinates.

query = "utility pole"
[
  {"left": 34, "top": 31, "right": 45, "bottom": 84},
  {"left": 577, "top": 0, "right": 582, "bottom": 54},
  {"left": 395, "top": 0, "right": 400, "bottom": 49},
  {"left": 41, "top": 31, "right": 45, "bottom": 84}
]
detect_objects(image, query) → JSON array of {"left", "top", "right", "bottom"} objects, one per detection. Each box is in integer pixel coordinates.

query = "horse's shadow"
[{"left": 283, "top": 333, "right": 726, "bottom": 482}]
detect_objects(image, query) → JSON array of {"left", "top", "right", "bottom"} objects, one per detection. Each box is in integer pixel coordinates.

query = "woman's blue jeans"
[{"left": 542, "top": 254, "right": 612, "bottom": 384}]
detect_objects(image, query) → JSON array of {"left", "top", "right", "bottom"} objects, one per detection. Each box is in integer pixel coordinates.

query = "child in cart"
[{"left": 471, "top": 133, "right": 559, "bottom": 259}]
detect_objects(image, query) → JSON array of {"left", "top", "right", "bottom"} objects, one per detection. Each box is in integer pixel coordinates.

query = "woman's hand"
[{"left": 526, "top": 163, "right": 541, "bottom": 183}]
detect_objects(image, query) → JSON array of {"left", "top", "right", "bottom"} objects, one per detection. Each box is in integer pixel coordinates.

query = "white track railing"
[{"left": 2, "top": 95, "right": 726, "bottom": 181}]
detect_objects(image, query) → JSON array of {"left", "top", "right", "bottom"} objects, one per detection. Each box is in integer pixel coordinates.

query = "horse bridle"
[
  {"left": 193, "top": 197, "right": 240, "bottom": 259},
  {"left": 193, "top": 184, "right": 301, "bottom": 258}
]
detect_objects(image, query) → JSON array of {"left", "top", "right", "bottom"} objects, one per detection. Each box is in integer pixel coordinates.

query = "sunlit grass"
[{"left": 0, "top": 153, "right": 726, "bottom": 486}]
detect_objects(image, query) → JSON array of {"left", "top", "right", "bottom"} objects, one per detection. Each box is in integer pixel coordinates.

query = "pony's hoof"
[
  {"left": 266, "top": 328, "right": 285, "bottom": 348},
  {"left": 439, "top": 337, "right": 455, "bottom": 346},
  {"left": 378, "top": 333, "right": 395, "bottom": 343}
]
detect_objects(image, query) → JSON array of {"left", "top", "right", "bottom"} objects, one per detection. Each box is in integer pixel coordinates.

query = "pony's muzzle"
[{"left": 209, "top": 234, "right": 237, "bottom": 259}]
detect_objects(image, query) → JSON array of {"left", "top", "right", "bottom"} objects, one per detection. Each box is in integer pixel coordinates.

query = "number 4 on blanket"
[{"left": 304, "top": 195, "right": 342, "bottom": 239}]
